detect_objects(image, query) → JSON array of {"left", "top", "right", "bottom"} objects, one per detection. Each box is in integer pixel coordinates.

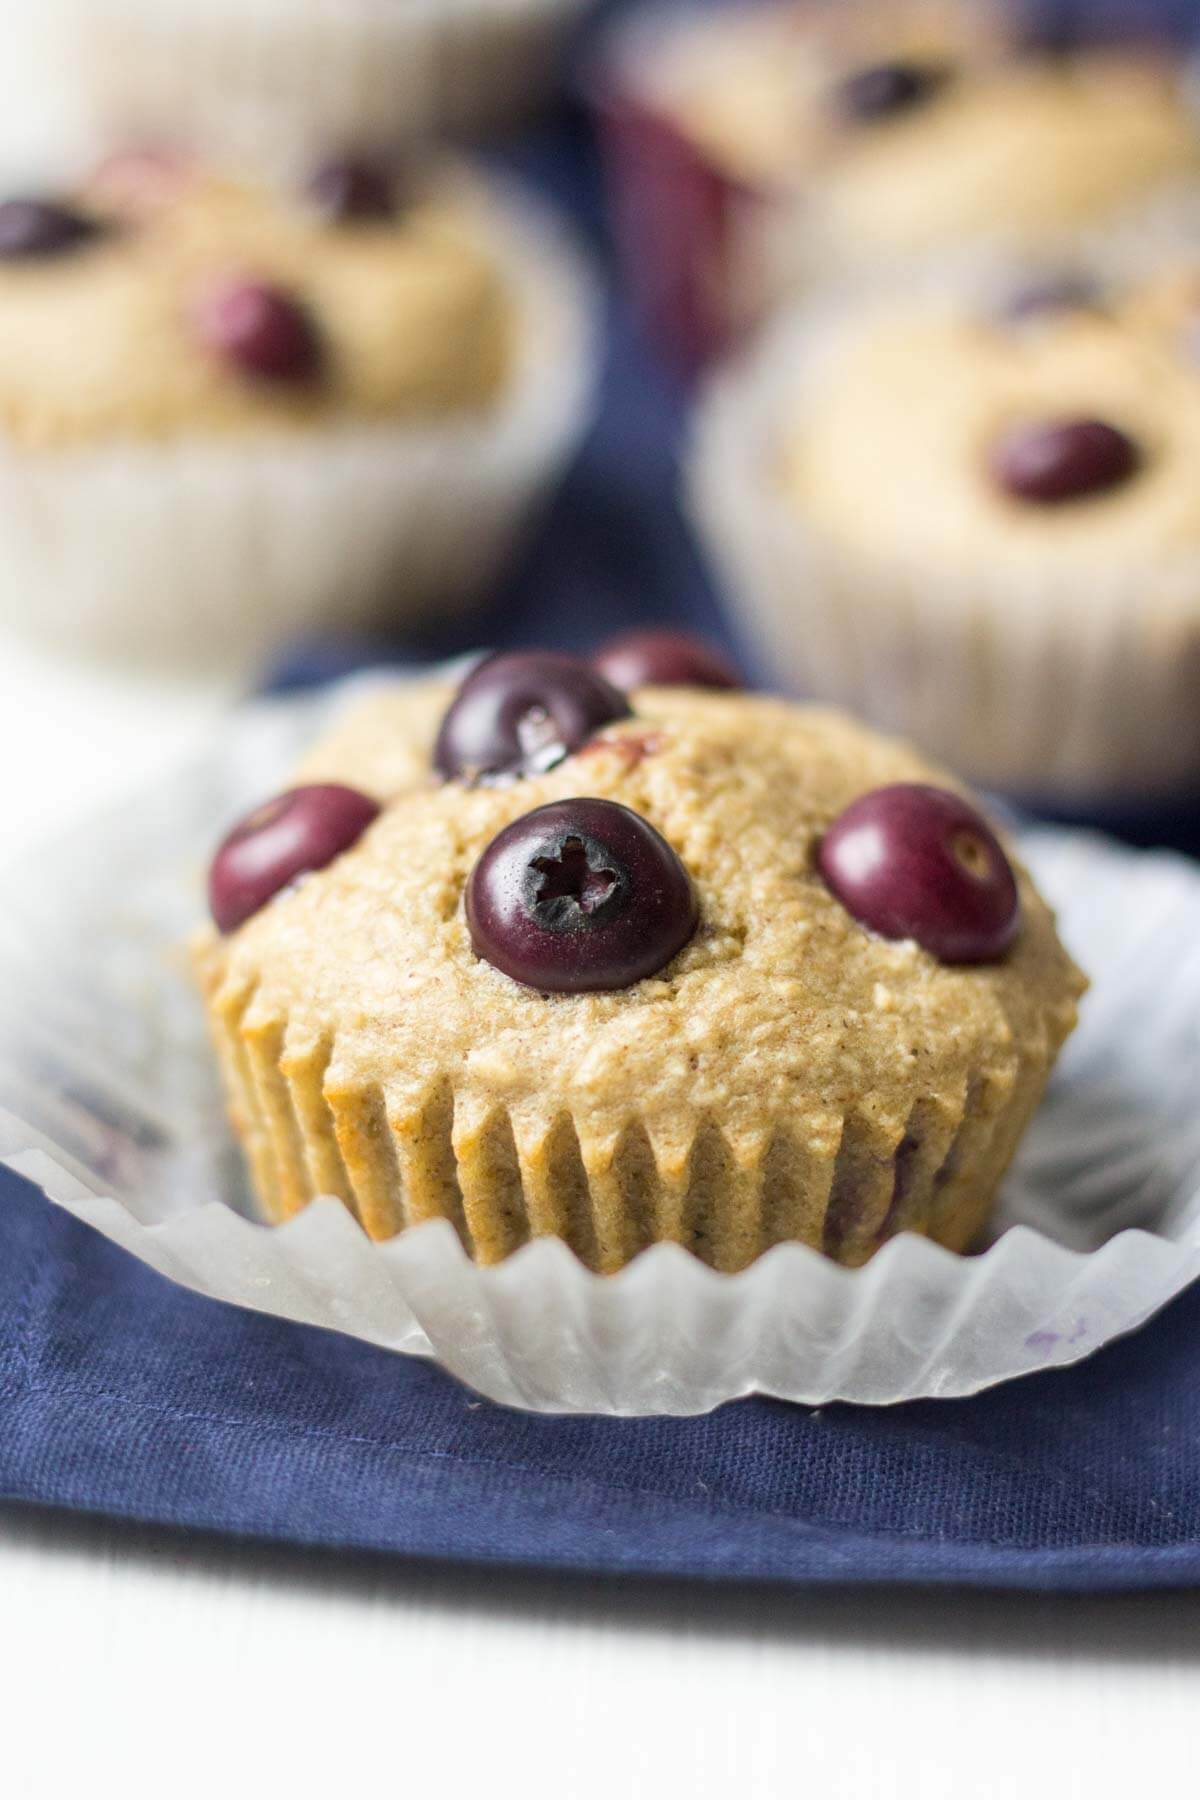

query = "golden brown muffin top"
[
  {"left": 644, "top": 5, "right": 1199, "bottom": 254},
  {"left": 199, "top": 682, "right": 1083, "bottom": 1151},
  {"left": 782, "top": 267, "right": 1200, "bottom": 583},
  {"left": 0, "top": 162, "right": 512, "bottom": 450}
]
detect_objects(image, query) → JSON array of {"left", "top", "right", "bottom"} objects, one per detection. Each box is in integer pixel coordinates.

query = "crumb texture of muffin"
[
  {"left": 196, "top": 682, "right": 1084, "bottom": 1274},
  {"left": 0, "top": 169, "right": 512, "bottom": 451},
  {"left": 291, "top": 680, "right": 456, "bottom": 800}
]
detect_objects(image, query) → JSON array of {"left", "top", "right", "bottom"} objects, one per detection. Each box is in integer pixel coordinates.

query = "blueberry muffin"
[
  {"left": 0, "top": 153, "right": 594, "bottom": 669},
  {"left": 195, "top": 652, "right": 1083, "bottom": 1273},
  {"left": 691, "top": 263, "right": 1200, "bottom": 798},
  {"left": 596, "top": 0, "right": 1200, "bottom": 366}
]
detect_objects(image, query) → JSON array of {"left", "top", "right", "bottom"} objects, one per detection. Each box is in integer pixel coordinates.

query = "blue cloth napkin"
[
  {"left": 4, "top": 1169, "right": 1200, "bottom": 1591},
  {"left": 7, "top": 6, "right": 1200, "bottom": 1588}
]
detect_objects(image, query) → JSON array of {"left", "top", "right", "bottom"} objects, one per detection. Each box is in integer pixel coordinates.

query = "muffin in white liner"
[
  {"left": 0, "top": 162, "right": 598, "bottom": 675},
  {"left": 591, "top": 0, "right": 1200, "bottom": 369},
  {"left": 2, "top": 675, "right": 1199, "bottom": 1416},
  {"left": 689, "top": 275, "right": 1200, "bottom": 802},
  {"left": 66, "top": 0, "right": 588, "bottom": 167}
]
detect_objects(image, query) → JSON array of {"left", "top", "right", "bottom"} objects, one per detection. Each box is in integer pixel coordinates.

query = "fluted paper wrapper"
[
  {"left": 689, "top": 297, "right": 1200, "bottom": 800},
  {"left": 70, "top": 0, "right": 587, "bottom": 165},
  {"left": 3, "top": 678, "right": 1200, "bottom": 1415},
  {"left": 0, "top": 169, "right": 598, "bottom": 676}
]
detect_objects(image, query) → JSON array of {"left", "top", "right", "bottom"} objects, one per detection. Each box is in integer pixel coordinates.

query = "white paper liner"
[
  {"left": 750, "top": 176, "right": 1200, "bottom": 322},
  {"left": 66, "top": 0, "right": 587, "bottom": 165},
  {"left": 688, "top": 293, "right": 1200, "bottom": 800},
  {"left": 0, "top": 166, "right": 599, "bottom": 677},
  {"left": 3, "top": 675, "right": 1200, "bottom": 1415}
]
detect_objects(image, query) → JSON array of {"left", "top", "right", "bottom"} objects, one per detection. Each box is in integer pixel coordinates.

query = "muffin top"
[
  {"left": 642, "top": 3, "right": 1200, "bottom": 254},
  {"left": 199, "top": 677, "right": 1083, "bottom": 1153},
  {"left": 0, "top": 155, "right": 512, "bottom": 450},
  {"left": 640, "top": 0, "right": 1005, "bottom": 184},
  {"left": 782, "top": 267, "right": 1200, "bottom": 582}
]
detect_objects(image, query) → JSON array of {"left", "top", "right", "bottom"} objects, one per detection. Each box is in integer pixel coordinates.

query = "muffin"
[
  {"left": 593, "top": 0, "right": 1200, "bottom": 369},
  {"left": 0, "top": 155, "right": 595, "bottom": 671},
  {"left": 194, "top": 652, "right": 1083, "bottom": 1273},
  {"left": 67, "top": 0, "right": 589, "bottom": 168},
  {"left": 690, "top": 262, "right": 1200, "bottom": 799}
]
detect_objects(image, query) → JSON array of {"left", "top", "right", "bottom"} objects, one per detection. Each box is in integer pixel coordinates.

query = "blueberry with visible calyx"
[
  {"left": 434, "top": 651, "right": 631, "bottom": 783},
  {"left": 466, "top": 797, "right": 698, "bottom": 992}
]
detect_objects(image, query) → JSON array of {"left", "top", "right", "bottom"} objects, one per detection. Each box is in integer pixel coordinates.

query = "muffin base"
[
  {"left": 72, "top": 0, "right": 586, "bottom": 167},
  {"left": 198, "top": 948, "right": 1070, "bottom": 1272}
]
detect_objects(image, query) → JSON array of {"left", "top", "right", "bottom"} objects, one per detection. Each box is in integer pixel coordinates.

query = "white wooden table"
[{"left": 2, "top": 1496, "right": 1198, "bottom": 1800}]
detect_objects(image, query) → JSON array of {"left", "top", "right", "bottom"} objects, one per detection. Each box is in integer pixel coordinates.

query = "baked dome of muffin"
[
  {"left": 639, "top": 0, "right": 1007, "bottom": 189},
  {"left": 691, "top": 259, "right": 1200, "bottom": 795},
  {"left": 643, "top": 8, "right": 1200, "bottom": 259},
  {"left": 0, "top": 157, "right": 511, "bottom": 450},
  {"left": 196, "top": 670, "right": 1083, "bottom": 1274},
  {"left": 783, "top": 275, "right": 1200, "bottom": 570}
]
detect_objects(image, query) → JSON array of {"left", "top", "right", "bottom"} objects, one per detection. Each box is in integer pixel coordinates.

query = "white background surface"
[
  {"left": 0, "top": 12, "right": 1197, "bottom": 1795},
  {"left": 1, "top": 1497, "right": 1199, "bottom": 1800}
]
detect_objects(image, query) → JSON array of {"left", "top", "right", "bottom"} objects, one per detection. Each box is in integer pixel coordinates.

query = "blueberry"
[
  {"left": 90, "top": 148, "right": 190, "bottom": 212},
  {"left": 193, "top": 279, "right": 323, "bottom": 382},
  {"left": 434, "top": 651, "right": 631, "bottom": 784},
  {"left": 466, "top": 798, "right": 698, "bottom": 993},
  {"left": 306, "top": 158, "right": 397, "bottom": 223},
  {"left": 0, "top": 199, "right": 101, "bottom": 259},
  {"left": 990, "top": 418, "right": 1139, "bottom": 504},
  {"left": 817, "top": 784, "right": 1020, "bottom": 964},
  {"left": 834, "top": 61, "right": 949, "bottom": 123},
  {"left": 209, "top": 783, "right": 379, "bottom": 932},
  {"left": 592, "top": 628, "right": 741, "bottom": 692},
  {"left": 1001, "top": 269, "right": 1103, "bottom": 322}
]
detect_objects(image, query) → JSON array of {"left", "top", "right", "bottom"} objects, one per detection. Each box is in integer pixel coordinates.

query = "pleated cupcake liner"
[
  {"left": 68, "top": 0, "right": 587, "bottom": 168},
  {"left": 688, "top": 295, "right": 1200, "bottom": 801},
  {"left": 589, "top": 1, "right": 1200, "bottom": 374},
  {"left": 0, "top": 166, "right": 600, "bottom": 677},
  {"left": 3, "top": 677, "right": 1200, "bottom": 1414},
  {"left": 196, "top": 943, "right": 1066, "bottom": 1273}
]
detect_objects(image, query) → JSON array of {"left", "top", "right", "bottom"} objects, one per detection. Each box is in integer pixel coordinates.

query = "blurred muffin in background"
[
  {"left": 66, "top": 0, "right": 589, "bottom": 168},
  {"left": 0, "top": 153, "right": 596, "bottom": 672},
  {"left": 689, "top": 260, "right": 1200, "bottom": 802},
  {"left": 593, "top": 0, "right": 1200, "bottom": 372}
]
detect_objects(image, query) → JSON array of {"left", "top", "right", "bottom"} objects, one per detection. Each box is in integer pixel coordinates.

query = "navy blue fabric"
[
  {"left": 7, "top": 1, "right": 1200, "bottom": 1587},
  {"left": 5, "top": 1167, "right": 1200, "bottom": 1591}
]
